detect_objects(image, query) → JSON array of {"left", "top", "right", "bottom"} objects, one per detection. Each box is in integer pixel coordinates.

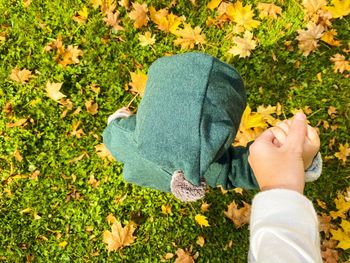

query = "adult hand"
[{"left": 248, "top": 113, "right": 307, "bottom": 194}]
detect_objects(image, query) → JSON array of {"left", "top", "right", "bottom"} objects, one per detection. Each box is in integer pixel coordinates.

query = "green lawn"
[{"left": 0, "top": 0, "right": 349, "bottom": 262}]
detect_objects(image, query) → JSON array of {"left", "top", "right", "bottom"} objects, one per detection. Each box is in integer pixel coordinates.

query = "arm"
[{"left": 248, "top": 189, "right": 322, "bottom": 263}]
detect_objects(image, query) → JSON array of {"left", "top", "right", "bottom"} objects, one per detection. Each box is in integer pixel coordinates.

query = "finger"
[
  {"left": 272, "top": 137, "right": 282, "bottom": 147},
  {"left": 306, "top": 125, "right": 320, "bottom": 147},
  {"left": 276, "top": 121, "right": 290, "bottom": 134},
  {"left": 271, "top": 126, "right": 287, "bottom": 145},
  {"left": 255, "top": 128, "right": 276, "bottom": 144},
  {"left": 285, "top": 112, "right": 307, "bottom": 152}
]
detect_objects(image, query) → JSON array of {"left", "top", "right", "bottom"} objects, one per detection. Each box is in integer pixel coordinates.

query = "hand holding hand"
[
  {"left": 270, "top": 118, "right": 320, "bottom": 170},
  {"left": 248, "top": 113, "right": 308, "bottom": 194}
]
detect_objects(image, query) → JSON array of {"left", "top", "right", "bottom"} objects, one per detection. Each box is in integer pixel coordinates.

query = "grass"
[{"left": 0, "top": 0, "right": 349, "bottom": 262}]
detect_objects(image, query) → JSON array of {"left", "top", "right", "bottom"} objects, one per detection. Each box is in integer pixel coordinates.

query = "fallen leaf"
[
  {"left": 10, "top": 67, "right": 32, "bottom": 83},
  {"left": 316, "top": 199, "right": 327, "bottom": 209},
  {"left": 302, "top": 0, "right": 327, "bottom": 18},
  {"left": 330, "top": 219, "right": 350, "bottom": 250},
  {"left": 107, "top": 214, "right": 118, "bottom": 224},
  {"left": 256, "top": 105, "right": 278, "bottom": 126},
  {"left": 14, "top": 148, "right": 23, "bottom": 162},
  {"left": 95, "top": 143, "right": 114, "bottom": 161},
  {"left": 103, "top": 220, "right": 136, "bottom": 251},
  {"left": 200, "top": 202, "right": 211, "bottom": 213},
  {"left": 195, "top": 214, "right": 210, "bottom": 227},
  {"left": 129, "top": 71, "right": 147, "bottom": 96},
  {"left": 118, "top": 0, "right": 129, "bottom": 8},
  {"left": 228, "top": 31, "right": 257, "bottom": 58},
  {"left": 59, "top": 241, "right": 68, "bottom": 248},
  {"left": 73, "top": 6, "right": 89, "bottom": 24},
  {"left": 23, "top": 0, "right": 31, "bottom": 7},
  {"left": 233, "top": 187, "right": 244, "bottom": 195},
  {"left": 224, "top": 201, "right": 251, "bottom": 228},
  {"left": 257, "top": 3, "right": 282, "bottom": 19},
  {"left": 329, "top": 190, "right": 350, "bottom": 219},
  {"left": 88, "top": 175, "right": 99, "bottom": 188},
  {"left": 207, "top": 0, "right": 222, "bottom": 10},
  {"left": 138, "top": 31, "right": 156, "bottom": 46},
  {"left": 321, "top": 30, "right": 342, "bottom": 46},
  {"left": 174, "top": 23, "right": 206, "bottom": 50},
  {"left": 103, "top": 11, "right": 124, "bottom": 31},
  {"left": 6, "top": 118, "right": 27, "bottom": 128},
  {"left": 55, "top": 44, "right": 84, "bottom": 67},
  {"left": 161, "top": 204, "right": 172, "bottom": 215},
  {"left": 226, "top": 1, "right": 260, "bottom": 30},
  {"left": 326, "top": 0, "right": 350, "bottom": 18},
  {"left": 330, "top": 54, "right": 350, "bottom": 73},
  {"left": 175, "top": 248, "right": 194, "bottom": 263},
  {"left": 296, "top": 22, "right": 325, "bottom": 56},
  {"left": 128, "top": 2, "right": 148, "bottom": 28},
  {"left": 85, "top": 100, "right": 98, "bottom": 115},
  {"left": 327, "top": 106, "right": 337, "bottom": 116},
  {"left": 334, "top": 142, "right": 350, "bottom": 165},
  {"left": 321, "top": 248, "right": 339, "bottom": 263},
  {"left": 196, "top": 236, "right": 205, "bottom": 247},
  {"left": 46, "top": 82, "right": 66, "bottom": 101},
  {"left": 149, "top": 7, "right": 183, "bottom": 34},
  {"left": 318, "top": 213, "right": 333, "bottom": 236},
  {"left": 70, "top": 121, "right": 84, "bottom": 138},
  {"left": 161, "top": 252, "right": 174, "bottom": 261}
]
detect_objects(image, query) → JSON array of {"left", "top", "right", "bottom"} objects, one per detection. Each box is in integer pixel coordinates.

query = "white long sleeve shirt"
[{"left": 249, "top": 189, "right": 322, "bottom": 263}]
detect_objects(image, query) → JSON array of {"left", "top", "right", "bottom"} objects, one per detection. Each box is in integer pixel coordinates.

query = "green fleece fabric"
[{"left": 103, "top": 52, "right": 258, "bottom": 192}]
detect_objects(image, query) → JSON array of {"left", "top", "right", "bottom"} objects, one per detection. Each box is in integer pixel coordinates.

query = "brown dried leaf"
[
  {"left": 200, "top": 202, "right": 211, "bottom": 213},
  {"left": 321, "top": 248, "right": 339, "bottom": 263},
  {"left": 128, "top": 2, "right": 148, "bottom": 29},
  {"left": 330, "top": 54, "right": 350, "bottom": 73},
  {"left": 257, "top": 3, "right": 282, "bottom": 19},
  {"left": 10, "top": 67, "right": 32, "bottom": 84},
  {"left": 224, "top": 201, "right": 251, "bottom": 228},
  {"left": 334, "top": 142, "right": 350, "bottom": 165},
  {"left": 6, "top": 118, "right": 27, "bottom": 128},
  {"left": 175, "top": 248, "right": 195, "bottom": 263},
  {"left": 103, "top": 220, "right": 136, "bottom": 251},
  {"left": 103, "top": 11, "right": 124, "bottom": 31},
  {"left": 296, "top": 22, "right": 325, "bottom": 56}
]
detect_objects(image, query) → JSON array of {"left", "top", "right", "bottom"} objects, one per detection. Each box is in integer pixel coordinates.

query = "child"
[{"left": 102, "top": 52, "right": 322, "bottom": 202}]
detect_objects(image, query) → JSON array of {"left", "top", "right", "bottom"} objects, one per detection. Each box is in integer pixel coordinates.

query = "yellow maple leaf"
[
  {"left": 46, "top": 82, "right": 66, "bottom": 101},
  {"left": 321, "top": 29, "right": 342, "bottom": 46},
  {"left": 174, "top": 23, "right": 206, "bottom": 50},
  {"left": 73, "top": 6, "right": 89, "bottom": 24},
  {"left": 149, "top": 7, "right": 183, "bottom": 34},
  {"left": 257, "top": 2, "right": 282, "bottom": 20},
  {"left": 95, "top": 143, "right": 114, "bottom": 161},
  {"left": 330, "top": 54, "right": 350, "bottom": 73},
  {"left": 334, "top": 142, "right": 350, "bottom": 164},
  {"left": 207, "top": 0, "right": 222, "bottom": 10},
  {"left": 103, "top": 11, "right": 124, "bottom": 31},
  {"left": 200, "top": 202, "right": 211, "bottom": 213},
  {"left": 195, "top": 214, "right": 210, "bottom": 227},
  {"left": 103, "top": 220, "right": 136, "bottom": 251},
  {"left": 85, "top": 100, "right": 98, "bottom": 115},
  {"left": 226, "top": 1, "right": 260, "bottom": 31},
  {"left": 296, "top": 22, "right": 325, "bottom": 56},
  {"left": 240, "top": 105, "right": 267, "bottom": 130},
  {"left": 330, "top": 220, "right": 350, "bottom": 250},
  {"left": 224, "top": 201, "right": 251, "bottom": 228},
  {"left": 302, "top": 0, "right": 328, "bottom": 17},
  {"left": 326, "top": 0, "right": 350, "bottom": 18},
  {"left": 257, "top": 105, "right": 278, "bottom": 126},
  {"left": 138, "top": 31, "right": 156, "bottom": 46},
  {"left": 128, "top": 71, "right": 148, "bottom": 96},
  {"left": 228, "top": 31, "right": 257, "bottom": 58},
  {"left": 330, "top": 190, "right": 350, "bottom": 219},
  {"left": 161, "top": 204, "right": 172, "bottom": 215},
  {"left": 10, "top": 67, "right": 32, "bottom": 84},
  {"left": 196, "top": 236, "right": 205, "bottom": 247},
  {"left": 128, "top": 2, "right": 148, "bottom": 29}
]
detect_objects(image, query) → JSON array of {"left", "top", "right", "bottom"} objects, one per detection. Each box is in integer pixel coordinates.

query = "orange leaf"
[
  {"left": 149, "top": 7, "right": 183, "bottom": 34},
  {"left": 334, "top": 142, "right": 350, "bottom": 165},
  {"left": 95, "top": 143, "right": 114, "bottom": 161},
  {"left": 321, "top": 30, "right": 342, "bottom": 46},
  {"left": 128, "top": 2, "right": 148, "bottom": 29},
  {"left": 102, "top": 220, "right": 136, "bottom": 251},
  {"left": 174, "top": 23, "right": 206, "bottom": 50},
  {"left": 224, "top": 201, "right": 251, "bottom": 228},
  {"left": 85, "top": 100, "right": 99, "bottom": 115},
  {"left": 128, "top": 71, "right": 147, "bottom": 96},
  {"left": 330, "top": 54, "right": 350, "bottom": 73}
]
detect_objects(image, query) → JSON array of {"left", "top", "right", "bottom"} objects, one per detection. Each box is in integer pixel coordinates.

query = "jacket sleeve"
[
  {"left": 248, "top": 189, "right": 322, "bottom": 263},
  {"left": 203, "top": 141, "right": 259, "bottom": 190}
]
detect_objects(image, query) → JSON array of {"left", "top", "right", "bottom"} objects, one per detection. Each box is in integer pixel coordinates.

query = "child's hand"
[{"left": 271, "top": 118, "right": 320, "bottom": 170}]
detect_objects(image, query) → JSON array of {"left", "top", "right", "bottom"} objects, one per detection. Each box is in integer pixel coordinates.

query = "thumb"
[{"left": 285, "top": 112, "right": 307, "bottom": 152}]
